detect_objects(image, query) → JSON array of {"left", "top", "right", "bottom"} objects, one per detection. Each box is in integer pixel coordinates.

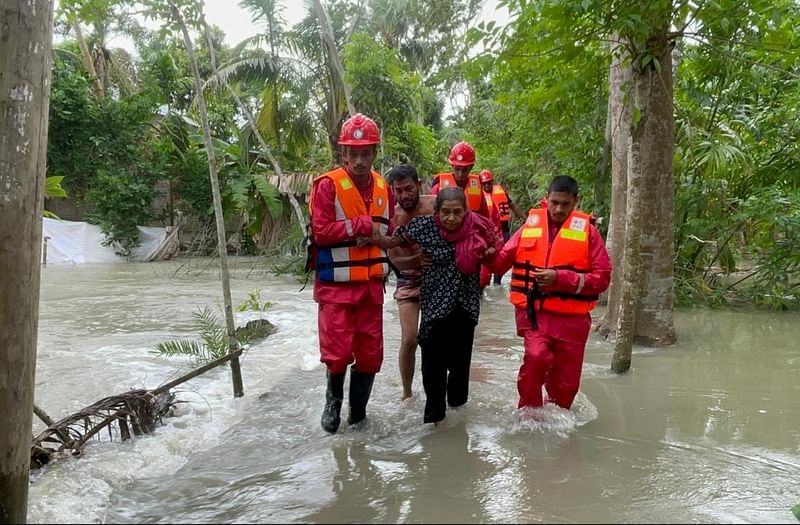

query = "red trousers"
[
  {"left": 318, "top": 303, "right": 383, "bottom": 374},
  {"left": 517, "top": 329, "right": 586, "bottom": 410}
]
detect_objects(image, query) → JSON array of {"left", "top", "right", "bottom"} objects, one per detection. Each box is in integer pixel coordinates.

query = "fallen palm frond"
[
  {"left": 30, "top": 346, "right": 247, "bottom": 471},
  {"left": 30, "top": 389, "right": 177, "bottom": 470}
]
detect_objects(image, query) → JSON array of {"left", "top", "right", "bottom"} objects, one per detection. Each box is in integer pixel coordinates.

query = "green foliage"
[
  {"left": 344, "top": 34, "right": 421, "bottom": 132},
  {"left": 343, "top": 34, "right": 444, "bottom": 176},
  {"left": 460, "top": 0, "right": 800, "bottom": 309},
  {"left": 85, "top": 169, "right": 159, "bottom": 256},
  {"left": 48, "top": 48, "right": 168, "bottom": 254},
  {"left": 43, "top": 176, "right": 68, "bottom": 219},
  {"left": 235, "top": 289, "right": 273, "bottom": 312},
  {"left": 48, "top": 50, "right": 99, "bottom": 194},
  {"left": 366, "top": 0, "right": 482, "bottom": 82},
  {"left": 154, "top": 306, "right": 229, "bottom": 366},
  {"left": 156, "top": 114, "right": 215, "bottom": 219},
  {"left": 154, "top": 302, "right": 275, "bottom": 366},
  {"left": 45, "top": 176, "right": 68, "bottom": 199},
  {"left": 267, "top": 219, "right": 310, "bottom": 277},
  {"left": 209, "top": 134, "right": 286, "bottom": 243},
  {"left": 792, "top": 503, "right": 800, "bottom": 522},
  {"left": 670, "top": 1, "right": 800, "bottom": 309}
]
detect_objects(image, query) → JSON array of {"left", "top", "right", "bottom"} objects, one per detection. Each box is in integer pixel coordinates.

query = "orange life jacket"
[
  {"left": 483, "top": 191, "right": 502, "bottom": 229},
  {"left": 433, "top": 172, "right": 483, "bottom": 212},
  {"left": 491, "top": 184, "right": 511, "bottom": 222},
  {"left": 509, "top": 208, "right": 598, "bottom": 315},
  {"left": 308, "top": 168, "right": 390, "bottom": 282}
]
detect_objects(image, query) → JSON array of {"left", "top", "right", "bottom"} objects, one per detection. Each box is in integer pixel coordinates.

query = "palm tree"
[{"left": 58, "top": 0, "right": 139, "bottom": 97}]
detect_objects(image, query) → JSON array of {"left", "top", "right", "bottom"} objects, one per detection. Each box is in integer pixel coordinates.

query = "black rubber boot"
[
  {"left": 347, "top": 370, "right": 375, "bottom": 425},
  {"left": 321, "top": 372, "right": 345, "bottom": 434}
]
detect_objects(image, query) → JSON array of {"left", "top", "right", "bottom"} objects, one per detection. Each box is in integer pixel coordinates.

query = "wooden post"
[
  {"left": 166, "top": 0, "right": 244, "bottom": 397},
  {"left": 0, "top": 0, "right": 55, "bottom": 521},
  {"left": 42, "top": 236, "right": 50, "bottom": 265}
]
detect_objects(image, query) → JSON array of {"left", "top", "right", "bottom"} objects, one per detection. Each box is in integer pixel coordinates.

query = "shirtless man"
[{"left": 386, "top": 164, "right": 435, "bottom": 400}]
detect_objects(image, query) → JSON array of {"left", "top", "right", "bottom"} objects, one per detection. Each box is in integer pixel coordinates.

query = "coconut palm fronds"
[{"left": 31, "top": 389, "right": 177, "bottom": 470}]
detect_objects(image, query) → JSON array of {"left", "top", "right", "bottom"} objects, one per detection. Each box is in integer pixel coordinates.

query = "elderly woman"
[{"left": 394, "top": 186, "right": 502, "bottom": 424}]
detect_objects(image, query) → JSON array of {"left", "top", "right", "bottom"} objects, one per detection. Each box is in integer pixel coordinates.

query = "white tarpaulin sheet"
[{"left": 42, "top": 218, "right": 171, "bottom": 264}]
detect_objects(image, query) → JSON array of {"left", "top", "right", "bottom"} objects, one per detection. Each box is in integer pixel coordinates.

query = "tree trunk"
[
  {"left": 598, "top": 36, "right": 630, "bottom": 337},
  {"left": 201, "top": 22, "right": 308, "bottom": 234},
  {"left": 631, "top": 30, "right": 676, "bottom": 347},
  {"left": 167, "top": 0, "right": 244, "bottom": 397},
  {"left": 612, "top": 27, "right": 676, "bottom": 372},
  {"left": 0, "top": 1, "right": 54, "bottom": 521},
  {"left": 611, "top": 73, "right": 645, "bottom": 373},
  {"left": 312, "top": 0, "right": 355, "bottom": 117},
  {"left": 313, "top": 0, "right": 351, "bottom": 164},
  {"left": 72, "top": 21, "right": 103, "bottom": 97}
]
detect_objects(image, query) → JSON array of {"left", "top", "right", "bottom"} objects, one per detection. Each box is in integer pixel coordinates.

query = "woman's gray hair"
[{"left": 435, "top": 187, "right": 467, "bottom": 211}]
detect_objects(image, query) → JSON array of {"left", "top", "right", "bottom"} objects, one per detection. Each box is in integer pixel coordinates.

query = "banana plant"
[
  {"left": 193, "top": 132, "right": 283, "bottom": 243},
  {"left": 44, "top": 175, "right": 68, "bottom": 219}
]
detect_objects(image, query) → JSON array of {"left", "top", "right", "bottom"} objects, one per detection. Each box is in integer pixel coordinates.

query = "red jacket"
[
  {"left": 310, "top": 174, "right": 395, "bottom": 305},
  {"left": 490, "top": 219, "right": 611, "bottom": 343}
]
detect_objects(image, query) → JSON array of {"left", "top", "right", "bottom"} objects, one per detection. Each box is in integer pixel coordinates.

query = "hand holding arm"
[
  {"left": 510, "top": 201, "right": 527, "bottom": 221},
  {"left": 312, "top": 178, "right": 374, "bottom": 245}
]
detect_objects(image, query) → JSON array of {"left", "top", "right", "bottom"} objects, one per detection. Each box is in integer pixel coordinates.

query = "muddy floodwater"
[{"left": 28, "top": 258, "right": 800, "bottom": 523}]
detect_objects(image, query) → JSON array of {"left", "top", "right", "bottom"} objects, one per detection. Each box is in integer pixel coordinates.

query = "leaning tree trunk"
[
  {"left": 312, "top": 0, "right": 354, "bottom": 117},
  {"left": 313, "top": 0, "right": 353, "bottom": 165},
  {"left": 167, "top": 0, "right": 244, "bottom": 397},
  {"left": 72, "top": 21, "right": 103, "bottom": 97},
  {"left": 612, "top": 27, "right": 676, "bottom": 372},
  {"left": 599, "top": 35, "right": 631, "bottom": 337},
  {"left": 201, "top": 22, "right": 308, "bottom": 235},
  {"left": 0, "top": 1, "right": 54, "bottom": 521}
]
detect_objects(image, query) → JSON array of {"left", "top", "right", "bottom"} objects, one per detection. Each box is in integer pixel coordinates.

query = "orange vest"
[
  {"left": 309, "top": 168, "right": 390, "bottom": 282},
  {"left": 433, "top": 172, "right": 483, "bottom": 212},
  {"left": 483, "top": 191, "right": 502, "bottom": 229},
  {"left": 491, "top": 184, "right": 511, "bottom": 222},
  {"left": 509, "top": 208, "right": 598, "bottom": 315}
]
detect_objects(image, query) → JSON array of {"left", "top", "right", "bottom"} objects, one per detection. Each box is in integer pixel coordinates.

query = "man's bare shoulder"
[
  {"left": 392, "top": 196, "right": 436, "bottom": 226},
  {"left": 419, "top": 195, "right": 436, "bottom": 215}
]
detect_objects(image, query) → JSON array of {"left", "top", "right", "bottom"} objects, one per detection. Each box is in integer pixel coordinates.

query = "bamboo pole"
[
  {"left": 166, "top": 0, "right": 244, "bottom": 397},
  {"left": 201, "top": 22, "right": 308, "bottom": 233},
  {"left": 152, "top": 348, "right": 244, "bottom": 395}
]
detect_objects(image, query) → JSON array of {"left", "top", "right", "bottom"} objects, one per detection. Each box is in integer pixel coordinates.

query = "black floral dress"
[{"left": 395, "top": 215, "right": 482, "bottom": 344}]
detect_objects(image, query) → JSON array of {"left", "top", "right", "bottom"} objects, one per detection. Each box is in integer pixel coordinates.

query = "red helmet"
[
  {"left": 338, "top": 113, "right": 381, "bottom": 146},
  {"left": 479, "top": 169, "right": 494, "bottom": 183},
  {"left": 448, "top": 141, "right": 475, "bottom": 167}
]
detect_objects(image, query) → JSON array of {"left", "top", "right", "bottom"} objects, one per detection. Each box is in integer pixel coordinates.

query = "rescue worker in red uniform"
[
  {"left": 308, "top": 113, "right": 399, "bottom": 434},
  {"left": 477, "top": 170, "right": 504, "bottom": 289},
  {"left": 430, "top": 142, "right": 500, "bottom": 227},
  {"left": 488, "top": 176, "right": 612, "bottom": 410},
  {"left": 478, "top": 169, "right": 526, "bottom": 287}
]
